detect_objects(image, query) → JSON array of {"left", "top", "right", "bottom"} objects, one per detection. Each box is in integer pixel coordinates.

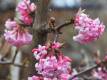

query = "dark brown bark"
[
  {"left": 21, "top": 0, "right": 50, "bottom": 80},
  {"left": 32, "top": 0, "right": 50, "bottom": 46}
]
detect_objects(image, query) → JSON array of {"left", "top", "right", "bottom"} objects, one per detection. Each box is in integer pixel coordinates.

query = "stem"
[
  {"left": 46, "top": 18, "right": 74, "bottom": 34},
  {"left": 55, "top": 19, "right": 74, "bottom": 33},
  {"left": 54, "top": 19, "right": 74, "bottom": 42},
  {"left": 47, "top": 19, "right": 74, "bottom": 42}
]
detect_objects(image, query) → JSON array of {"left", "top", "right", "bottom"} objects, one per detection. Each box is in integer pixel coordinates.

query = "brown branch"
[
  {"left": 45, "top": 18, "right": 74, "bottom": 34},
  {"left": 55, "top": 19, "right": 74, "bottom": 33},
  {"left": 45, "top": 18, "right": 74, "bottom": 42},
  {"left": 69, "top": 60, "right": 107, "bottom": 80}
]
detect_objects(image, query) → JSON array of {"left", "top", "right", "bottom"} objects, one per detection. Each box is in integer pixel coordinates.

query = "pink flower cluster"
[
  {"left": 5, "top": 19, "right": 17, "bottom": 30},
  {"left": 73, "top": 9, "right": 105, "bottom": 44},
  {"left": 29, "top": 42, "right": 73, "bottom": 80},
  {"left": 32, "top": 42, "right": 62, "bottom": 60},
  {"left": 16, "top": 0, "right": 36, "bottom": 25},
  {"left": 4, "top": 0, "right": 36, "bottom": 47},
  {"left": 92, "top": 67, "right": 107, "bottom": 80},
  {"left": 4, "top": 19, "right": 32, "bottom": 47},
  {"left": 35, "top": 55, "right": 71, "bottom": 79},
  {"left": 32, "top": 45, "right": 48, "bottom": 60},
  {"left": 52, "top": 42, "right": 62, "bottom": 49}
]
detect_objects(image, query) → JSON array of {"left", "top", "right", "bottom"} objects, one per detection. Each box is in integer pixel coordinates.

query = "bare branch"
[
  {"left": 44, "top": 18, "right": 74, "bottom": 42},
  {"left": 55, "top": 19, "right": 74, "bottom": 33},
  {"left": 45, "top": 18, "right": 74, "bottom": 34}
]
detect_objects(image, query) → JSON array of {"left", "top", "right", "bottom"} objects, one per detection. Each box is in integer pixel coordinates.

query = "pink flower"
[
  {"left": 30, "top": 3, "right": 37, "bottom": 12},
  {"left": 28, "top": 76, "right": 42, "bottom": 80},
  {"left": 92, "top": 67, "right": 107, "bottom": 80},
  {"left": 104, "top": 55, "right": 107, "bottom": 61},
  {"left": 35, "top": 55, "right": 72, "bottom": 79},
  {"left": 57, "top": 55, "right": 72, "bottom": 74},
  {"left": 28, "top": 76, "right": 54, "bottom": 80},
  {"left": 52, "top": 42, "right": 61, "bottom": 49},
  {"left": 16, "top": 0, "right": 36, "bottom": 14},
  {"left": 35, "top": 56, "right": 58, "bottom": 77},
  {"left": 4, "top": 24, "right": 32, "bottom": 47},
  {"left": 59, "top": 74, "right": 71, "bottom": 80},
  {"left": 16, "top": 0, "right": 36, "bottom": 25},
  {"left": 31, "top": 42, "right": 73, "bottom": 80},
  {"left": 5, "top": 19, "right": 17, "bottom": 30},
  {"left": 19, "top": 13, "right": 33, "bottom": 25},
  {"left": 73, "top": 9, "right": 105, "bottom": 44},
  {"left": 32, "top": 45, "right": 47, "bottom": 60}
]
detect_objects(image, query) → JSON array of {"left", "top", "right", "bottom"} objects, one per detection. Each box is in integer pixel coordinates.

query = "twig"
[
  {"left": 55, "top": 19, "right": 74, "bottom": 33},
  {"left": 69, "top": 60, "right": 107, "bottom": 80},
  {"left": 54, "top": 19, "right": 74, "bottom": 42},
  {"left": 46, "top": 18, "right": 74, "bottom": 34},
  {"left": 46, "top": 18, "right": 74, "bottom": 42}
]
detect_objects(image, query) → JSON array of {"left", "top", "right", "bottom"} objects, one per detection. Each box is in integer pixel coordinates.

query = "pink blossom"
[
  {"left": 16, "top": 1, "right": 28, "bottom": 14},
  {"left": 16, "top": 0, "right": 36, "bottom": 25},
  {"left": 5, "top": 19, "right": 17, "bottom": 30},
  {"left": 28, "top": 76, "right": 42, "bottom": 80},
  {"left": 73, "top": 9, "right": 105, "bottom": 44},
  {"left": 35, "top": 56, "right": 58, "bottom": 77},
  {"left": 35, "top": 55, "right": 72, "bottom": 79},
  {"left": 16, "top": 0, "right": 36, "bottom": 14},
  {"left": 32, "top": 45, "right": 47, "bottom": 60},
  {"left": 92, "top": 67, "right": 107, "bottom": 80},
  {"left": 30, "top": 3, "right": 37, "bottom": 12},
  {"left": 59, "top": 74, "right": 71, "bottom": 80},
  {"left": 19, "top": 13, "right": 33, "bottom": 25},
  {"left": 57, "top": 55, "right": 72, "bottom": 74},
  {"left": 4, "top": 25, "right": 32, "bottom": 47},
  {"left": 52, "top": 42, "right": 61, "bottom": 49},
  {"left": 104, "top": 55, "right": 107, "bottom": 61},
  {"left": 28, "top": 76, "right": 55, "bottom": 80},
  {"left": 30, "top": 42, "right": 73, "bottom": 80}
]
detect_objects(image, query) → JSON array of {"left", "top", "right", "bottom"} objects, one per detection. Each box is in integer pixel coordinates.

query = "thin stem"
[
  {"left": 52, "top": 19, "right": 74, "bottom": 42},
  {"left": 69, "top": 65, "right": 97, "bottom": 80},
  {"left": 55, "top": 19, "right": 74, "bottom": 33},
  {"left": 46, "top": 18, "right": 74, "bottom": 34}
]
